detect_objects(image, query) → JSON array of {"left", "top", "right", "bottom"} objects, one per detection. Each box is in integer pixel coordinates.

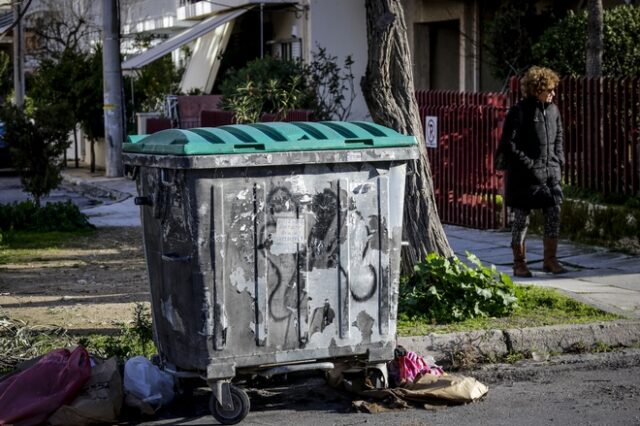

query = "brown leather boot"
[
  {"left": 512, "top": 242, "right": 532, "bottom": 277},
  {"left": 543, "top": 238, "right": 568, "bottom": 274}
]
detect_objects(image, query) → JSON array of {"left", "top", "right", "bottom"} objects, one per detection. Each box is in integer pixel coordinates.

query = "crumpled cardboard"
[
  {"left": 330, "top": 363, "right": 489, "bottom": 410},
  {"left": 361, "top": 373, "right": 489, "bottom": 405},
  {"left": 48, "top": 357, "right": 123, "bottom": 425}
]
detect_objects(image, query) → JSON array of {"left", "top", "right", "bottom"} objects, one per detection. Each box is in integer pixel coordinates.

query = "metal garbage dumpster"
[{"left": 123, "top": 121, "right": 418, "bottom": 424}]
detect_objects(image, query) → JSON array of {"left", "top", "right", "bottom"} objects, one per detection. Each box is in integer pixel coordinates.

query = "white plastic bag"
[{"left": 123, "top": 356, "right": 175, "bottom": 407}]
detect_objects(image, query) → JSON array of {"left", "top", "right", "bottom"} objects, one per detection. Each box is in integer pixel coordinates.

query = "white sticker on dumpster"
[{"left": 271, "top": 217, "right": 306, "bottom": 254}]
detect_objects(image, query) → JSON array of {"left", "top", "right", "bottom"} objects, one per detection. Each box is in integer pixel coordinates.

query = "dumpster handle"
[
  {"left": 162, "top": 253, "right": 192, "bottom": 262},
  {"left": 344, "top": 138, "right": 374, "bottom": 146},
  {"left": 125, "top": 165, "right": 139, "bottom": 181},
  {"left": 159, "top": 169, "right": 178, "bottom": 187},
  {"left": 134, "top": 196, "right": 152, "bottom": 206},
  {"left": 234, "top": 143, "right": 265, "bottom": 151}
]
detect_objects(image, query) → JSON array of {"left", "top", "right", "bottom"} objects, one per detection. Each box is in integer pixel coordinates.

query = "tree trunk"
[
  {"left": 586, "top": 0, "right": 603, "bottom": 78},
  {"left": 73, "top": 126, "right": 79, "bottom": 168},
  {"left": 90, "top": 139, "right": 96, "bottom": 173},
  {"left": 361, "top": 0, "right": 453, "bottom": 272}
]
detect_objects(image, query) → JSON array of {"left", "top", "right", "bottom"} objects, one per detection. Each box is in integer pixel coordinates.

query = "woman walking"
[{"left": 497, "top": 66, "right": 567, "bottom": 277}]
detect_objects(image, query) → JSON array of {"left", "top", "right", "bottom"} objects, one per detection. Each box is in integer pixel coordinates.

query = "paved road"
[
  {"left": 132, "top": 350, "right": 640, "bottom": 426},
  {"left": 0, "top": 176, "right": 100, "bottom": 210},
  {"left": 0, "top": 173, "right": 140, "bottom": 227}
]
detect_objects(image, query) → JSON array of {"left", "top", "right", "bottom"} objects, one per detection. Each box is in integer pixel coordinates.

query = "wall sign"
[{"left": 425, "top": 116, "right": 438, "bottom": 148}]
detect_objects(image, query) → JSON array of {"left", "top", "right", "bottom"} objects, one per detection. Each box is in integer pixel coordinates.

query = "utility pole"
[
  {"left": 12, "top": 0, "right": 25, "bottom": 107},
  {"left": 102, "top": 0, "right": 124, "bottom": 177}
]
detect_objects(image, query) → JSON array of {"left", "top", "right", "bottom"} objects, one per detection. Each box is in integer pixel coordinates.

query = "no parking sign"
[{"left": 425, "top": 116, "right": 438, "bottom": 148}]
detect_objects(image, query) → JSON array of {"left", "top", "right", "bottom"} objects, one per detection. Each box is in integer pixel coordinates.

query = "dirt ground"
[{"left": 0, "top": 227, "right": 150, "bottom": 333}]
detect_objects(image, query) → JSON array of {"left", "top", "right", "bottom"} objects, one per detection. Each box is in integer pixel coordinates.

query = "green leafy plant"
[
  {"left": 80, "top": 303, "right": 155, "bottom": 360},
  {"left": 220, "top": 56, "right": 312, "bottom": 122},
  {"left": 483, "top": 0, "right": 559, "bottom": 82},
  {"left": 223, "top": 76, "right": 306, "bottom": 123},
  {"left": 304, "top": 46, "right": 355, "bottom": 120},
  {"left": 219, "top": 47, "right": 356, "bottom": 122},
  {"left": 399, "top": 252, "right": 519, "bottom": 324},
  {"left": 28, "top": 46, "right": 105, "bottom": 171},
  {"left": 533, "top": 5, "right": 640, "bottom": 77},
  {"left": 0, "top": 103, "right": 73, "bottom": 206},
  {"left": 0, "top": 200, "right": 94, "bottom": 233}
]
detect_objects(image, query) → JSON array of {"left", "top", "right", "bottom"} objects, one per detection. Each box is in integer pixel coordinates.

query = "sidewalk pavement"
[{"left": 60, "top": 167, "right": 640, "bottom": 362}]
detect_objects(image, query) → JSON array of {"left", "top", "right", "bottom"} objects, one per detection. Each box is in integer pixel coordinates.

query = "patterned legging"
[{"left": 511, "top": 205, "right": 561, "bottom": 245}]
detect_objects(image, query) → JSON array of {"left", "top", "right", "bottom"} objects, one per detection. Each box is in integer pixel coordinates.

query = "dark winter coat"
[{"left": 497, "top": 97, "right": 565, "bottom": 210}]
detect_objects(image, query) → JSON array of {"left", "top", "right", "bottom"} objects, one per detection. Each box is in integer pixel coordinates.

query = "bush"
[
  {"left": 0, "top": 103, "right": 73, "bottom": 206},
  {"left": 304, "top": 46, "right": 355, "bottom": 121},
  {"left": 483, "top": 0, "right": 558, "bottom": 81},
  {"left": 529, "top": 198, "right": 640, "bottom": 253},
  {"left": 219, "top": 48, "right": 357, "bottom": 122},
  {"left": 399, "top": 252, "right": 519, "bottom": 323},
  {"left": 0, "top": 200, "right": 94, "bottom": 233},
  {"left": 219, "top": 56, "right": 313, "bottom": 123},
  {"left": 533, "top": 5, "right": 640, "bottom": 77}
]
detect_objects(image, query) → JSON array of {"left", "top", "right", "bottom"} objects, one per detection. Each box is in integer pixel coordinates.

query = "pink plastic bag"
[
  {"left": 389, "top": 346, "right": 445, "bottom": 386},
  {"left": 0, "top": 346, "right": 92, "bottom": 426}
]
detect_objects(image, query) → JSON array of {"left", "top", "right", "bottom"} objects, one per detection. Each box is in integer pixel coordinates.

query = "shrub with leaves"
[
  {"left": 304, "top": 46, "right": 355, "bottom": 121},
  {"left": 0, "top": 103, "right": 73, "bottom": 206},
  {"left": 399, "top": 252, "right": 519, "bottom": 323},
  {"left": 220, "top": 56, "right": 312, "bottom": 122},
  {"left": 533, "top": 5, "right": 640, "bottom": 77},
  {"left": 483, "top": 0, "right": 558, "bottom": 82},
  {"left": 80, "top": 303, "right": 155, "bottom": 360},
  {"left": 0, "top": 200, "right": 94, "bottom": 233},
  {"left": 223, "top": 76, "right": 306, "bottom": 123},
  {"left": 220, "top": 47, "right": 356, "bottom": 122}
]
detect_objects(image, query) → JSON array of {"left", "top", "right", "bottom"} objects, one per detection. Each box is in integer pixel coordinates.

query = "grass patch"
[
  {"left": 0, "top": 304, "right": 155, "bottom": 375},
  {"left": 397, "top": 285, "right": 621, "bottom": 336},
  {"left": 0, "top": 229, "right": 96, "bottom": 264}
]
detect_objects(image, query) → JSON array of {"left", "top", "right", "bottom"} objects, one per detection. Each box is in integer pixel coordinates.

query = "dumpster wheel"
[{"left": 210, "top": 384, "right": 250, "bottom": 425}]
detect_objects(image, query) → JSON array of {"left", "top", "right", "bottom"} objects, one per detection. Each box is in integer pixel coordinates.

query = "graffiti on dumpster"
[
  {"left": 263, "top": 186, "right": 300, "bottom": 326},
  {"left": 250, "top": 181, "right": 384, "bottom": 344}
]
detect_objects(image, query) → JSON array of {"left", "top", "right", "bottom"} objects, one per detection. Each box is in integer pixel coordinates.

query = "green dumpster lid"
[{"left": 122, "top": 121, "right": 417, "bottom": 155}]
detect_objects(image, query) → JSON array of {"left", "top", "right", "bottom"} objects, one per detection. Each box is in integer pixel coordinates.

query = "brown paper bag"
[{"left": 48, "top": 357, "right": 123, "bottom": 425}]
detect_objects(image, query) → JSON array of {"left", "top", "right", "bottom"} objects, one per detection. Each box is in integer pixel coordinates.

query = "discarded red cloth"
[{"left": 0, "top": 346, "right": 92, "bottom": 426}]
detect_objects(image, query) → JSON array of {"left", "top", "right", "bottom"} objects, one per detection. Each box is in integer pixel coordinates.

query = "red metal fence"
[
  {"left": 419, "top": 76, "right": 640, "bottom": 229},
  {"left": 555, "top": 77, "right": 639, "bottom": 198},
  {"left": 416, "top": 90, "right": 508, "bottom": 229}
]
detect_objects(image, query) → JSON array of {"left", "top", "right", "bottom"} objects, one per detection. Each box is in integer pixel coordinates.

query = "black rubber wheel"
[{"left": 210, "top": 385, "right": 250, "bottom": 425}]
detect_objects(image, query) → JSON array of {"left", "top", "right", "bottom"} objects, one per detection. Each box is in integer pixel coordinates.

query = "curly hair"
[{"left": 521, "top": 66, "right": 560, "bottom": 98}]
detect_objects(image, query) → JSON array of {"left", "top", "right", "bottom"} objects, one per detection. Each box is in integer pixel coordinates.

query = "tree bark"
[
  {"left": 361, "top": 0, "right": 453, "bottom": 272},
  {"left": 586, "top": 0, "right": 603, "bottom": 77}
]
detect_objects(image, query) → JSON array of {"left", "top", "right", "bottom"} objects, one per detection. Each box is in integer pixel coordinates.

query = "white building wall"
[{"left": 309, "top": 0, "right": 369, "bottom": 121}]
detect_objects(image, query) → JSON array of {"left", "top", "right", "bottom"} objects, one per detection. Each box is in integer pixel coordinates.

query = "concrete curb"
[
  {"left": 61, "top": 173, "right": 130, "bottom": 203},
  {"left": 398, "top": 320, "right": 640, "bottom": 366}
]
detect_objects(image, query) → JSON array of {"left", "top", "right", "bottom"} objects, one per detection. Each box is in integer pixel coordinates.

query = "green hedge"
[{"left": 0, "top": 200, "right": 94, "bottom": 232}]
